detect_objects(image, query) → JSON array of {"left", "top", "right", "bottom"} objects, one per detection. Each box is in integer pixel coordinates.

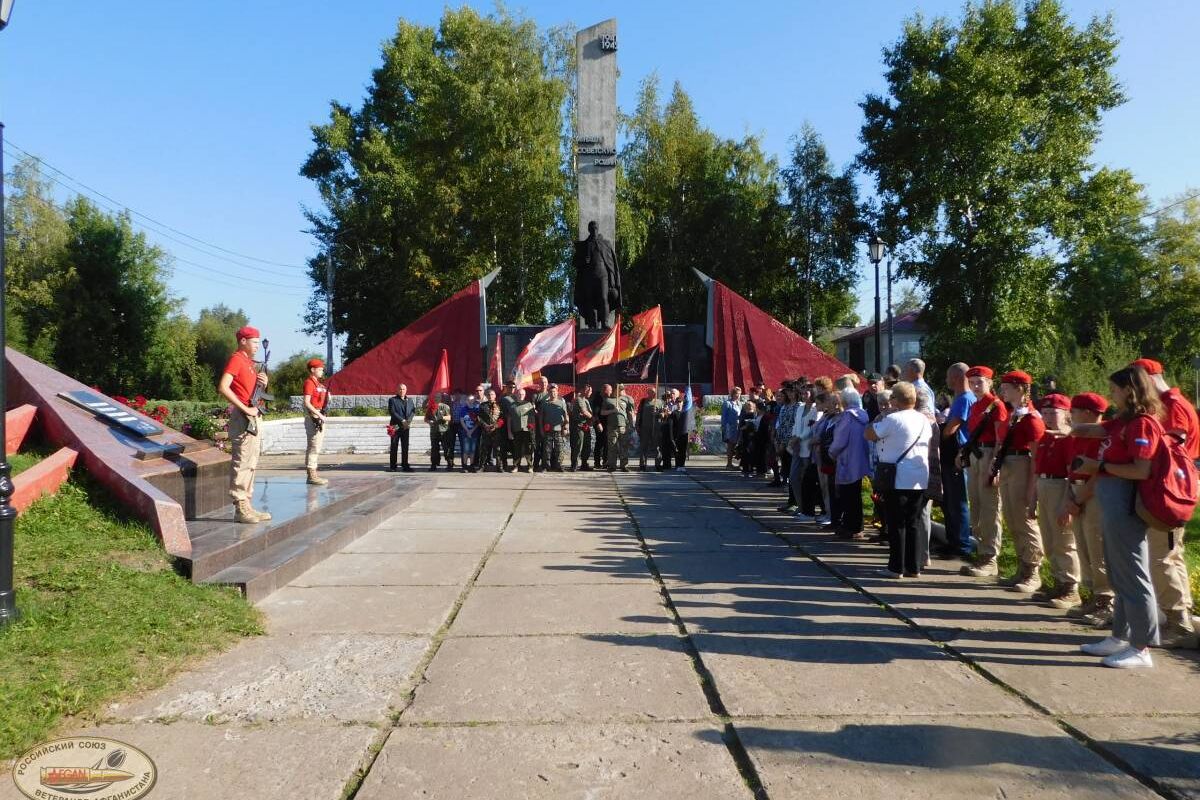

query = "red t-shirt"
[
  {"left": 1098, "top": 415, "right": 1162, "bottom": 470},
  {"left": 1161, "top": 388, "right": 1200, "bottom": 459},
  {"left": 1067, "top": 435, "right": 1103, "bottom": 481},
  {"left": 995, "top": 406, "right": 1045, "bottom": 451},
  {"left": 303, "top": 377, "right": 329, "bottom": 411},
  {"left": 1034, "top": 433, "right": 1072, "bottom": 477},
  {"left": 968, "top": 393, "right": 1008, "bottom": 445},
  {"left": 223, "top": 351, "right": 257, "bottom": 405}
]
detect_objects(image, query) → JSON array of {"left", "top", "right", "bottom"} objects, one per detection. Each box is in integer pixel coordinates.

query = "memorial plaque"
[{"left": 59, "top": 389, "right": 165, "bottom": 438}]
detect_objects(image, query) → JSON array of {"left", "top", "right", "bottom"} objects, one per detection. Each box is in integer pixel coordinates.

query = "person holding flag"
[
  {"left": 424, "top": 349, "right": 455, "bottom": 470},
  {"left": 676, "top": 380, "right": 696, "bottom": 472}
]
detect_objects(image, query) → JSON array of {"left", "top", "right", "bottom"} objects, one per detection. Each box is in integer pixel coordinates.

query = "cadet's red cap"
[
  {"left": 965, "top": 366, "right": 993, "bottom": 379},
  {"left": 1000, "top": 370, "right": 1032, "bottom": 386},
  {"left": 235, "top": 325, "right": 261, "bottom": 340},
  {"left": 1038, "top": 393, "right": 1071, "bottom": 411},
  {"left": 307, "top": 358, "right": 324, "bottom": 369},
  {"left": 1129, "top": 358, "right": 1163, "bottom": 375},
  {"left": 1071, "top": 392, "right": 1109, "bottom": 413}
]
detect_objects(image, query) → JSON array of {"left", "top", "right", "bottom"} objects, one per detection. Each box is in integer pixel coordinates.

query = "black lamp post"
[
  {"left": 868, "top": 236, "right": 886, "bottom": 374},
  {"left": 0, "top": 0, "right": 18, "bottom": 628}
]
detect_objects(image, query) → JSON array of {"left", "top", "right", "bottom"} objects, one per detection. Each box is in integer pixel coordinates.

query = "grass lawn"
[{"left": 0, "top": 478, "right": 262, "bottom": 761}]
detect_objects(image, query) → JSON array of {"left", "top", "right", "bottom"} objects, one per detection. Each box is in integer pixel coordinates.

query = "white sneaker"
[
  {"left": 1101, "top": 646, "right": 1153, "bottom": 669},
  {"left": 814, "top": 515, "right": 830, "bottom": 525},
  {"left": 1080, "top": 636, "right": 1128, "bottom": 657}
]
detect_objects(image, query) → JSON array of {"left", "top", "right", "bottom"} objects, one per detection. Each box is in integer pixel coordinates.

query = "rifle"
[
  {"left": 958, "top": 400, "right": 1000, "bottom": 466},
  {"left": 988, "top": 408, "right": 1024, "bottom": 483},
  {"left": 246, "top": 339, "right": 273, "bottom": 436}
]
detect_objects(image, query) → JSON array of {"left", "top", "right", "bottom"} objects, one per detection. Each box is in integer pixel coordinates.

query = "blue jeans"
[
  {"left": 458, "top": 429, "right": 478, "bottom": 458},
  {"left": 941, "top": 460, "right": 972, "bottom": 553}
]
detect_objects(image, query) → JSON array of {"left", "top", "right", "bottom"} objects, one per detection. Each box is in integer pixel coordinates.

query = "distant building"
[{"left": 831, "top": 311, "right": 926, "bottom": 372}]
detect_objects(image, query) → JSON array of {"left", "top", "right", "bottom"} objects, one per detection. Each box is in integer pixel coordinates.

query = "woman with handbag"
[{"left": 866, "top": 382, "right": 933, "bottom": 578}]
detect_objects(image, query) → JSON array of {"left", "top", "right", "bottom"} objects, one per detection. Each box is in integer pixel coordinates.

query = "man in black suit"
[{"left": 388, "top": 382, "right": 417, "bottom": 471}]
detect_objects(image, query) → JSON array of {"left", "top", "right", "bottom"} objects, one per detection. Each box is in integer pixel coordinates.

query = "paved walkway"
[{"left": 8, "top": 457, "right": 1198, "bottom": 799}]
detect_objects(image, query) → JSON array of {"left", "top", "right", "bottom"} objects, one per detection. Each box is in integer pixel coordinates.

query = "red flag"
[
  {"left": 512, "top": 319, "right": 575, "bottom": 387},
  {"left": 574, "top": 316, "right": 621, "bottom": 373},
  {"left": 617, "top": 306, "right": 664, "bottom": 360},
  {"left": 488, "top": 332, "right": 503, "bottom": 388},
  {"left": 427, "top": 348, "right": 450, "bottom": 408}
]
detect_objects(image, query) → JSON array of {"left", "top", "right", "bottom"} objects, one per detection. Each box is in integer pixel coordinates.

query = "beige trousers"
[
  {"left": 1149, "top": 527, "right": 1194, "bottom": 619},
  {"left": 999, "top": 455, "right": 1043, "bottom": 569},
  {"left": 228, "top": 409, "right": 261, "bottom": 503},
  {"left": 1071, "top": 480, "right": 1111, "bottom": 599},
  {"left": 304, "top": 415, "right": 325, "bottom": 470},
  {"left": 968, "top": 447, "right": 1003, "bottom": 561},
  {"left": 1036, "top": 477, "right": 1080, "bottom": 588}
]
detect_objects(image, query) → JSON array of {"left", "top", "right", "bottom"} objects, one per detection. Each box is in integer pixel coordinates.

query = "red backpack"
[{"left": 1135, "top": 415, "right": 1200, "bottom": 531}]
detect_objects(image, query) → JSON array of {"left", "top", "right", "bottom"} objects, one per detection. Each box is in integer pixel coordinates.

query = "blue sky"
[{"left": 3, "top": 1, "right": 1197, "bottom": 362}]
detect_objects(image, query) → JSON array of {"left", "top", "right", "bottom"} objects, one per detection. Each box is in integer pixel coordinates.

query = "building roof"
[{"left": 832, "top": 310, "right": 925, "bottom": 343}]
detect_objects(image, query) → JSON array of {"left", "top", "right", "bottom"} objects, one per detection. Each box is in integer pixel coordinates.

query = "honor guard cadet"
[
  {"left": 218, "top": 325, "right": 271, "bottom": 524},
  {"left": 388, "top": 383, "right": 417, "bottom": 472},
  {"left": 638, "top": 392, "right": 663, "bottom": 471},
  {"left": 991, "top": 370, "right": 1046, "bottom": 594},
  {"left": 602, "top": 383, "right": 631, "bottom": 471},
  {"left": 477, "top": 387, "right": 506, "bottom": 472},
  {"left": 531, "top": 376, "right": 551, "bottom": 472},
  {"left": 539, "top": 384, "right": 570, "bottom": 471},
  {"left": 497, "top": 381, "right": 517, "bottom": 470},
  {"left": 1060, "top": 392, "right": 1114, "bottom": 626},
  {"left": 427, "top": 392, "right": 455, "bottom": 470},
  {"left": 508, "top": 387, "right": 535, "bottom": 472},
  {"left": 1029, "top": 392, "right": 1081, "bottom": 607},
  {"left": 959, "top": 366, "right": 1009, "bottom": 578},
  {"left": 302, "top": 358, "right": 330, "bottom": 485},
  {"left": 570, "top": 384, "right": 596, "bottom": 471}
]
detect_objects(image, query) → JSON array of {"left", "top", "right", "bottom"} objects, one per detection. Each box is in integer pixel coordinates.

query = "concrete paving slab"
[
  {"left": 342, "top": 526, "right": 498, "bottom": 553},
  {"left": 426, "top": 487, "right": 523, "bottom": 505},
  {"left": 627, "top": 510, "right": 762, "bottom": 533},
  {"left": 948, "top": 630, "right": 1200, "bottom": 715},
  {"left": 0, "top": 721, "right": 377, "bottom": 800},
  {"left": 476, "top": 551, "right": 653, "bottom": 585},
  {"left": 1066, "top": 715, "right": 1200, "bottom": 799},
  {"left": 651, "top": 552, "right": 832, "bottom": 585},
  {"left": 858, "top": 578, "right": 1077, "bottom": 631},
  {"left": 507, "top": 510, "right": 630, "bottom": 528},
  {"left": 495, "top": 523, "right": 641, "bottom": 553},
  {"left": 260, "top": 585, "right": 460, "bottom": 635},
  {"left": 405, "top": 635, "right": 710, "bottom": 722},
  {"left": 377, "top": 510, "right": 510, "bottom": 528},
  {"left": 111, "top": 633, "right": 429, "bottom": 723},
  {"left": 451, "top": 584, "right": 673, "bottom": 635},
  {"left": 692, "top": 632, "right": 1030, "bottom": 717},
  {"left": 356, "top": 722, "right": 749, "bottom": 800},
  {"left": 640, "top": 526, "right": 789, "bottom": 553},
  {"left": 668, "top": 582, "right": 903, "bottom": 635},
  {"left": 290, "top": 552, "right": 481, "bottom": 586},
  {"left": 737, "top": 715, "right": 1159, "bottom": 799}
]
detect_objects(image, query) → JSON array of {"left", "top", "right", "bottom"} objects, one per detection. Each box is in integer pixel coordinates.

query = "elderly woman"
[
  {"left": 828, "top": 387, "right": 873, "bottom": 539},
  {"left": 721, "top": 387, "right": 745, "bottom": 469},
  {"left": 867, "top": 382, "right": 933, "bottom": 577}
]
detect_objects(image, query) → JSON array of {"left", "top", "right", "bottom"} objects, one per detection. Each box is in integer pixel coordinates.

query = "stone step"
[{"left": 197, "top": 478, "right": 433, "bottom": 601}]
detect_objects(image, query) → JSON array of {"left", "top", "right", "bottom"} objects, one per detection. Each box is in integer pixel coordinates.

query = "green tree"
[
  {"left": 779, "top": 124, "right": 864, "bottom": 336},
  {"left": 619, "top": 77, "right": 786, "bottom": 323},
  {"left": 193, "top": 304, "right": 249, "bottom": 389},
  {"left": 858, "top": 0, "right": 1124, "bottom": 368},
  {"left": 1141, "top": 191, "right": 1200, "bottom": 381},
  {"left": 52, "top": 198, "right": 174, "bottom": 393},
  {"left": 301, "top": 8, "right": 572, "bottom": 359},
  {"left": 146, "top": 312, "right": 209, "bottom": 400},
  {"left": 271, "top": 352, "right": 323, "bottom": 405}
]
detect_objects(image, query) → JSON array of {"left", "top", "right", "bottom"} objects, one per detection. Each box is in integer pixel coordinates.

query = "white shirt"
[
  {"left": 793, "top": 405, "right": 823, "bottom": 458},
  {"left": 871, "top": 409, "right": 932, "bottom": 490}
]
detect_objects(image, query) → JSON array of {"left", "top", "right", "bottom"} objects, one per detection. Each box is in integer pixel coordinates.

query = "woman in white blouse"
[{"left": 866, "top": 382, "right": 932, "bottom": 578}]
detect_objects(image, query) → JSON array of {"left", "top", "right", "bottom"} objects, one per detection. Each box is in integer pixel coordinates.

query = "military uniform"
[
  {"left": 540, "top": 396, "right": 570, "bottom": 471},
  {"left": 603, "top": 395, "right": 631, "bottom": 471},
  {"left": 477, "top": 400, "right": 505, "bottom": 471},
  {"left": 508, "top": 397, "right": 535, "bottom": 471},
  {"left": 427, "top": 401, "right": 455, "bottom": 470},
  {"left": 498, "top": 391, "right": 516, "bottom": 468},
  {"left": 637, "top": 397, "right": 663, "bottom": 470},
  {"left": 570, "top": 394, "right": 595, "bottom": 471},
  {"left": 593, "top": 411, "right": 608, "bottom": 469},
  {"left": 531, "top": 388, "right": 550, "bottom": 471}
]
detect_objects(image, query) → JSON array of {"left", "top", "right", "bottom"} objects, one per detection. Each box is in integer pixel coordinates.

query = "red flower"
[
  {"left": 133, "top": 395, "right": 148, "bottom": 409},
  {"left": 386, "top": 424, "right": 397, "bottom": 437},
  {"left": 113, "top": 395, "right": 130, "bottom": 406},
  {"left": 496, "top": 418, "right": 505, "bottom": 429},
  {"left": 543, "top": 423, "right": 551, "bottom": 433}
]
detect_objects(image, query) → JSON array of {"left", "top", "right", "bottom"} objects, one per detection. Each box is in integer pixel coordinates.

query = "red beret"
[
  {"left": 235, "top": 325, "right": 261, "bottom": 341},
  {"left": 1129, "top": 358, "right": 1163, "bottom": 375},
  {"left": 1038, "top": 393, "right": 1071, "bottom": 411},
  {"left": 307, "top": 358, "right": 324, "bottom": 369},
  {"left": 1000, "top": 370, "right": 1032, "bottom": 386},
  {"left": 965, "top": 366, "right": 994, "bottom": 379},
  {"left": 1071, "top": 392, "right": 1109, "bottom": 414}
]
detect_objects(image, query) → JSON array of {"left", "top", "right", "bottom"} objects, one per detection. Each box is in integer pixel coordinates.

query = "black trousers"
[
  {"left": 835, "top": 479, "right": 863, "bottom": 534},
  {"left": 659, "top": 426, "right": 676, "bottom": 471},
  {"left": 674, "top": 434, "right": 689, "bottom": 467},
  {"left": 778, "top": 451, "right": 792, "bottom": 485},
  {"left": 389, "top": 426, "right": 411, "bottom": 468},
  {"left": 886, "top": 488, "right": 925, "bottom": 575},
  {"left": 431, "top": 430, "right": 455, "bottom": 467},
  {"left": 593, "top": 424, "right": 608, "bottom": 467}
]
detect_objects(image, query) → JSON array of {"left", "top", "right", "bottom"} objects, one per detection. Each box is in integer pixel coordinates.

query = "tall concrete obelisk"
[{"left": 575, "top": 19, "right": 617, "bottom": 245}]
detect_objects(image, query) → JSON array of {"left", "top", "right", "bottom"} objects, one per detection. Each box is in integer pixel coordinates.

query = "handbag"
[{"left": 873, "top": 423, "right": 925, "bottom": 493}]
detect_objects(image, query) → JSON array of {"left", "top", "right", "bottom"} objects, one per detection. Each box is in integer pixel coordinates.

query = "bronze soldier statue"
[{"left": 574, "top": 220, "right": 623, "bottom": 330}]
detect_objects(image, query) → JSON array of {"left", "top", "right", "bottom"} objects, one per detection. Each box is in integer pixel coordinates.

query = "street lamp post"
[
  {"left": 868, "top": 236, "right": 886, "bottom": 374},
  {"left": 886, "top": 255, "right": 895, "bottom": 368},
  {"left": 0, "top": 0, "right": 19, "bottom": 628}
]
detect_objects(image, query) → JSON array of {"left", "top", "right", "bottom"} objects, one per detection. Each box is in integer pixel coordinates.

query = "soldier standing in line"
[
  {"left": 570, "top": 384, "right": 596, "bottom": 472},
  {"left": 602, "top": 383, "right": 631, "bottom": 472},
  {"left": 497, "top": 381, "right": 517, "bottom": 470},
  {"left": 540, "top": 384, "right": 570, "bottom": 471},
  {"left": 658, "top": 388, "right": 677, "bottom": 471},
  {"left": 426, "top": 391, "right": 456, "bottom": 471},
  {"left": 218, "top": 325, "right": 271, "bottom": 524},
  {"left": 619, "top": 385, "right": 636, "bottom": 469},
  {"left": 531, "top": 376, "right": 551, "bottom": 472},
  {"left": 637, "top": 391, "right": 663, "bottom": 471},
  {"left": 508, "top": 387, "right": 535, "bottom": 472},
  {"left": 593, "top": 383, "right": 612, "bottom": 469},
  {"left": 301, "top": 357, "right": 330, "bottom": 486},
  {"left": 476, "top": 387, "right": 504, "bottom": 472}
]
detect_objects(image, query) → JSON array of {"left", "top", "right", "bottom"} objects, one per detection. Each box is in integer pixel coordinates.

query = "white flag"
[{"left": 512, "top": 319, "right": 576, "bottom": 388}]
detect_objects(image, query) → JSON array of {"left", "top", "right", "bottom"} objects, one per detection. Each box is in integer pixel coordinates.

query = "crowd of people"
[{"left": 717, "top": 357, "right": 1198, "bottom": 669}]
